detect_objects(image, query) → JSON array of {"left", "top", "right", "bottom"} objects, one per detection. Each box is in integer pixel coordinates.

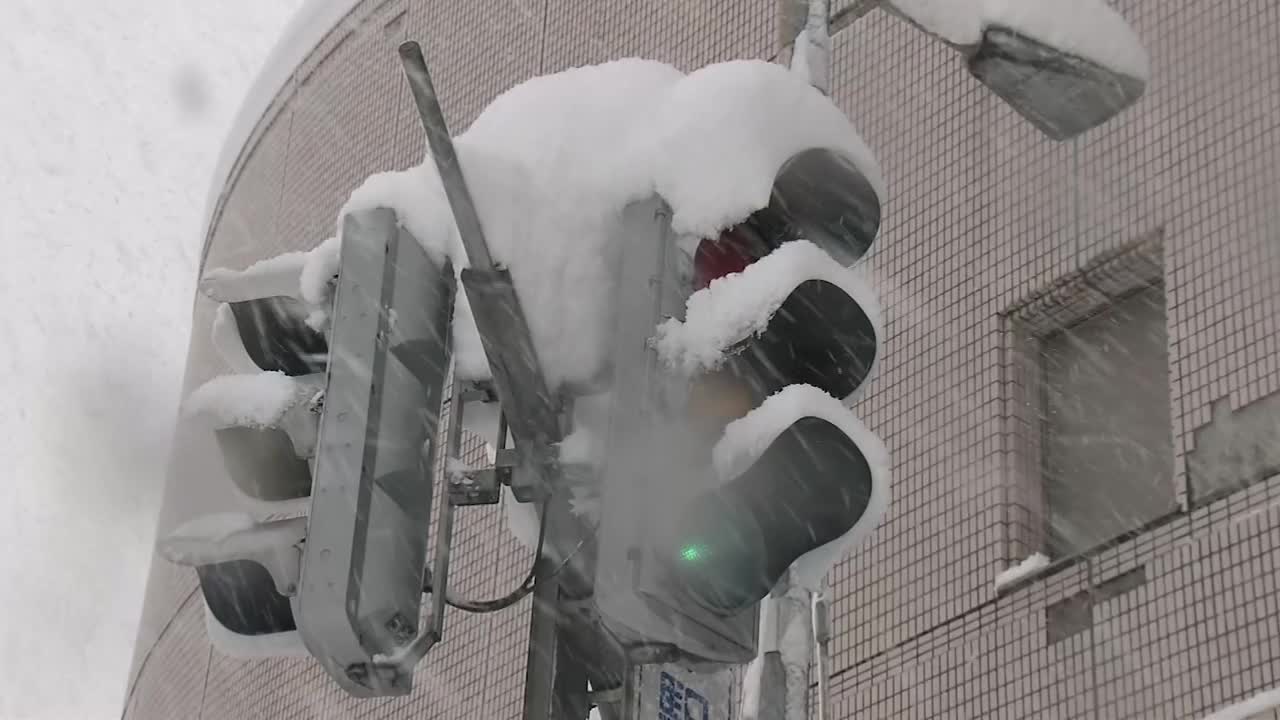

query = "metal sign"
[{"left": 635, "top": 664, "right": 739, "bottom": 720}]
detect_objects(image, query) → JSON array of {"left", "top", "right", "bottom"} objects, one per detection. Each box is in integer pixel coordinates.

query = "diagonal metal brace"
[{"left": 398, "top": 43, "right": 564, "bottom": 486}]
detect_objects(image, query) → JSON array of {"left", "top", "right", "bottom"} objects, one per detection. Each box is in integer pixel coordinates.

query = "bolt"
[
  {"left": 386, "top": 613, "right": 415, "bottom": 642},
  {"left": 345, "top": 663, "right": 370, "bottom": 686}
]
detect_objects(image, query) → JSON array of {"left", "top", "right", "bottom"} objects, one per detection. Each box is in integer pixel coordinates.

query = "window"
[
  {"left": 1003, "top": 234, "right": 1175, "bottom": 559},
  {"left": 1040, "top": 286, "right": 1175, "bottom": 556}
]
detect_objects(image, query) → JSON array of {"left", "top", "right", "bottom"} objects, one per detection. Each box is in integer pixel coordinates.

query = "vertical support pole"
[
  {"left": 427, "top": 378, "right": 465, "bottom": 641},
  {"left": 773, "top": 576, "right": 813, "bottom": 720},
  {"left": 398, "top": 41, "right": 563, "bottom": 469},
  {"left": 777, "top": 0, "right": 809, "bottom": 59},
  {"left": 812, "top": 592, "right": 833, "bottom": 720},
  {"left": 780, "top": 0, "right": 831, "bottom": 94},
  {"left": 522, "top": 558, "right": 562, "bottom": 720},
  {"left": 521, "top": 497, "right": 592, "bottom": 720}
]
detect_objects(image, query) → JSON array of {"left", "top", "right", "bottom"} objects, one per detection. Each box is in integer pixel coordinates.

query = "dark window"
[
  {"left": 1040, "top": 287, "right": 1176, "bottom": 557},
  {"left": 1045, "top": 566, "right": 1147, "bottom": 644}
]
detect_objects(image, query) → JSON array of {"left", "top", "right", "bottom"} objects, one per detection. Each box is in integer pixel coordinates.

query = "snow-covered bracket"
[{"left": 877, "top": 0, "right": 1150, "bottom": 140}]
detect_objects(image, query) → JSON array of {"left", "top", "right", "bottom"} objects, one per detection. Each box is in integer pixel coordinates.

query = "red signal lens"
[{"left": 693, "top": 224, "right": 768, "bottom": 290}]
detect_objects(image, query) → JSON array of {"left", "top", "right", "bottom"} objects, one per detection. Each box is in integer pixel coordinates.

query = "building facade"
[{"left": 125, "top": 1, "right": 1280, "bottom": 718}]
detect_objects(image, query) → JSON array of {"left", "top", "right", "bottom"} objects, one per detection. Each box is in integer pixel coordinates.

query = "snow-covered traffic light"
[
  {"left": 160, "top": 208, "right": 454, "bottom": 695},
  {"left": 593, "top": 145, "right": 890, "bottom": 663},
  {"left": 159, "top": 283, "right": 327, "bottom": 654}
]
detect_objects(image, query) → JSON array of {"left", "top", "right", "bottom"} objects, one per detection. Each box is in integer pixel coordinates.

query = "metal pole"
[
  {"left": 775, "top": 578, "right": 813, "bottom": 720},
  {"left": 521, "top": 495, "right": 592, "bottom": 720},
  {"left": 398, "top": 41, "right": 564, "bottom": 466},
  {"left": 782, "top": 0, "right": 832, "bottom": 94},
  {"left": 428, "top": 378, "right": 466, "bottom": 638},
  {"left": 397, "top": 42, "right": 494, "bottom": 271},
  {"left": 812, "top": 592, "right": 833, "bottom": 720},
  {"left": 522, "top": 558, "right": 562, "bottom": 720}
]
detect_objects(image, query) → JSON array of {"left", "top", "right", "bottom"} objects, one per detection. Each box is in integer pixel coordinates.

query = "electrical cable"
[
  {"left": 423, "top": 401, "right": 593, "bottom": 613},
  {"left": 430, "top": 496, "right": 548, "bottom": 612},
  {"left": 422, "top": 496, "right": 593, "bottom": 614}
]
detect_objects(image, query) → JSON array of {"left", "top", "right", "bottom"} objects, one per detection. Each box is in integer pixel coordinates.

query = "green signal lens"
[{"left": 679, "top": 543, "right": 709, "bottom": 563}]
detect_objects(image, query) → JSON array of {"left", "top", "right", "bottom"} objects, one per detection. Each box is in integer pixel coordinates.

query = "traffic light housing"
[
  {"left": 160, "top": 208, "right": 455, "bottom": 695},
  {"left": 593, "top": 146, "right": 890, "bottom": 663},
  {"left": 659, "top": 414, "right": 876, "bottom": 614}
]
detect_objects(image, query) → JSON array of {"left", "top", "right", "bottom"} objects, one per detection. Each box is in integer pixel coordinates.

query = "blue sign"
[{"left": 658, "top": 671, "right": 710, "bottom": 720}]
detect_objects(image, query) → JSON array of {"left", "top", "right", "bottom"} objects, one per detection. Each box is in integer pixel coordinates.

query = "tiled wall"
[{"left": 126, "top": 1, "right": 1280, "bottom": 718}]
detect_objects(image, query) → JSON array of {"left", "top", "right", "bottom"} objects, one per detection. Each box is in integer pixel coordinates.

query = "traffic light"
[
  {"left": 593, "top": 145, "right": 890, "bottom": 663},
  {"left": 158, "top": 277, "right": 327, "bottom": 652},
  {"left": 160, "top": 207, "right": 455, "bottom": 695}
]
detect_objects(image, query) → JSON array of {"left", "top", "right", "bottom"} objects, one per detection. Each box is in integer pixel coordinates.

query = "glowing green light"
[{"left": 679, "top": 544, "right": 709, "bottom": 563}]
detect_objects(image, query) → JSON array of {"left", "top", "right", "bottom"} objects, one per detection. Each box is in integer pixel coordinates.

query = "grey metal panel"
[
  {"left": 296, "top": 207, "right": 455, "bottom": 696},
  {"left": 593, "top": 196, "right": 758, "bottom": 664}
]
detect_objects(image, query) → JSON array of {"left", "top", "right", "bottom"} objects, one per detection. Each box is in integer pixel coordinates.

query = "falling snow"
[{"left": 0, "top": 2, "right": 302, "bottom": 717}]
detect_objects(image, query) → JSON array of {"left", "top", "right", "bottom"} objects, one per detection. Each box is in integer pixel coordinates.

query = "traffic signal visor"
[
  {"left": 159, "top": 281, "right": 329, "bottom": 656},
  {"left": 655, "top": 239, "right": 882, "bottom": 405},
  {"left": 646, "top": 231, "right": 890, "bottom": 614}
]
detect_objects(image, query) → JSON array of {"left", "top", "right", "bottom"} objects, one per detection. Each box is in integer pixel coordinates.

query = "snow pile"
[
  {"left": 890, "top": 0, "right": 1150, "bottom": 80},
  {"left": 200, "top": 239, "right": 338, "bottom": 331},
  {"left": 653, "top": 240, "right": 882, "bottom": 391},
  {"left": 184, "top": 371, "right": 321, "bottom": 429},
  {"left": 312, "top": 58, "right": 880, "bottom": 389},
  {"left": 157, "top": 512, "right": 258, "bottom": 565},
  {"left": 200, "top": 251, "right": 309, "bottom": 303},
  {"left": 1200, "top": 687, "right": 1280, "bottom": 720},
  {"left": 167, "top": 513, "right": 311, "bottom": 657},
  {"left": 298, "top": 235, "right": 341, "bottom": 328},
  {"left": 994, "top": 552, "right": 1050, "bottom": 591},
  {"left": 158, "top": 513, "right": 307, "bottom": 566},
  {"left": 642, "top": 61, "right": 883, "bottom": 238},
  {"left": 713, "top": 385, "right": 890, "bottom": 589}
]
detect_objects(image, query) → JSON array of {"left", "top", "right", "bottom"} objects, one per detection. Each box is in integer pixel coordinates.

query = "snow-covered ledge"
[
  {"left": 993, "top": 552, "right": 1050, "bottom": 593},
  {"left": 1200, "top": 688, "right": 1280, "bottom": 720}
]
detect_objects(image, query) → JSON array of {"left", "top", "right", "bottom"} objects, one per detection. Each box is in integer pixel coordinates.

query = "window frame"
[{"left": 1000, "top": 231, "right": 1177, "bottom": 562}]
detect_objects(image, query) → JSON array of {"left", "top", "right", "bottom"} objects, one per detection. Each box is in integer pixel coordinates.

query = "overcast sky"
[{"left": 0, "top": 2, "right": 301, "bottom": 717}]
